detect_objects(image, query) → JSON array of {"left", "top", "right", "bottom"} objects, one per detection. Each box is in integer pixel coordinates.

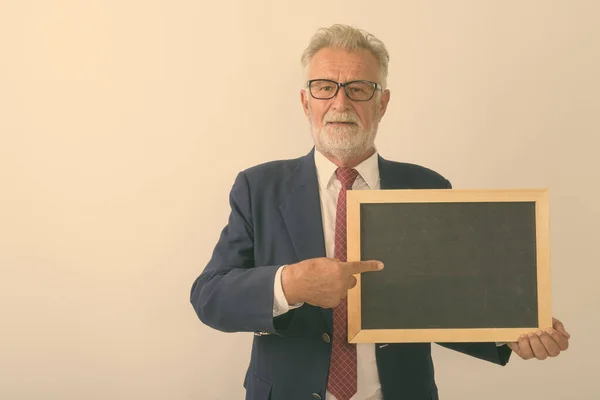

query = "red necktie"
[{"left": 327, "top": 167, "right": 359, "bottom": 400}]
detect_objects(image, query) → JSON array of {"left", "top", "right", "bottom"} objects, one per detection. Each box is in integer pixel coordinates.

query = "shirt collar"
[{"left": 314, "top": 148, "right": 380, "bottom": 189}]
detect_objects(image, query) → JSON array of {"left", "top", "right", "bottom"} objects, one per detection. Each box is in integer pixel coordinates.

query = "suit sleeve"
[
  {"left": 436, "top": 342, "right": 512, "bottom": 366},
  {"left": 189, "top": 171, "right": 291, "bottom": 335}
]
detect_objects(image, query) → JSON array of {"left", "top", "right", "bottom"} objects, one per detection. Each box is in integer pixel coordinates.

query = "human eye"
[{"left": 349, "top": 86, "right": 366, "bottom": 94}]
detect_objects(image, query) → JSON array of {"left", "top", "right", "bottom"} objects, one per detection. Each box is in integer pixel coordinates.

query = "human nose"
[{"left": 331, "top": 84, "right": 351, "bottom": 110}]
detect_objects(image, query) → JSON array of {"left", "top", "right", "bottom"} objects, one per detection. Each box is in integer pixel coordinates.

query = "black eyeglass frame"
[{"left": 306, "top": 79, "right": 383, "bottom": 101}]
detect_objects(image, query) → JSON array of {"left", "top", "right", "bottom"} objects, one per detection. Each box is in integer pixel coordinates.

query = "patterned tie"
[{"left": 328, "top": 167, "right": 359, "bottom": 400}]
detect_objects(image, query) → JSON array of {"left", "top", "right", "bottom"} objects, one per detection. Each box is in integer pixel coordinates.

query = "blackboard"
[{"left": 346, "top": 189, "right": 551, "bottom": 343}]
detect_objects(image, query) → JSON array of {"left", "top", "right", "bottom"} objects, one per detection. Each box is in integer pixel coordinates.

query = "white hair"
[{"left": 300, "top": 24, "right": 390, "bottom": 89}]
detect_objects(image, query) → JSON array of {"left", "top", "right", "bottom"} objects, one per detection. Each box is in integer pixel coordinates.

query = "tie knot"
[{"left": 336, "top": 167, "right": 359, "bottom": 190}]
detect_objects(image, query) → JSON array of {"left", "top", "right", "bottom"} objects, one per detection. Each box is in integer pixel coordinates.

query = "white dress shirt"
[{"left": 273, "top": 149, "right": 383, "bottom": 400}]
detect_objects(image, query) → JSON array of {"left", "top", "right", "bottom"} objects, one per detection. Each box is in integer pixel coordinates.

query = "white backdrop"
[{"left": 1, "top": 1, "right": 599, "bottom": 399}]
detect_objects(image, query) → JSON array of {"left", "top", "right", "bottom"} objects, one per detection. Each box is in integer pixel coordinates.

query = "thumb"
[{"left": 553, "top": 318, "right": 570, "bottom": 339}]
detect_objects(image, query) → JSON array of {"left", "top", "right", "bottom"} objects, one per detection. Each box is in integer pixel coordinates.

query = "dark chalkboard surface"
[{"left": 346, "top": 189, "right": 551, "bottom": 343}]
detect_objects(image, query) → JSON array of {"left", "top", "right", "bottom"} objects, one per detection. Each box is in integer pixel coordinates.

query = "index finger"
[{"left": 345, "top": 260, "right": 384, "bottom": 274}]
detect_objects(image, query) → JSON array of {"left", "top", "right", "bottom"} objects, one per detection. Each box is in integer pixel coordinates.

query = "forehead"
[{"left": 307, "top": 47, "right": 380, "bottom": 82}]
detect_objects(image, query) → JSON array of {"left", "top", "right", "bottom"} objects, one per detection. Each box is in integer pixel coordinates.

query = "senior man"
[{"left": 190, "top": 24, "right": 570, "bottom": 400}]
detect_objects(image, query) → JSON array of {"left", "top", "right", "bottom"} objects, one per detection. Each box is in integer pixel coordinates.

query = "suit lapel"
[
  {"left": 279, "top": 149, "right": 332, "bottom": 329},
  {"left": 279, "top": 148, "right": 326, "bottom": 262}
]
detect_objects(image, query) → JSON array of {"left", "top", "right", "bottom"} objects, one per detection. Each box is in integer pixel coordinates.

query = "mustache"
[{"left": 324, "top": 111, "right": 360, "bottom": 124}]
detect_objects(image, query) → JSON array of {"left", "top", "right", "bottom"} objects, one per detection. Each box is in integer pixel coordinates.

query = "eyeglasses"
[{"left": 306, "top": 79, "right": 383, "bottom": 101}]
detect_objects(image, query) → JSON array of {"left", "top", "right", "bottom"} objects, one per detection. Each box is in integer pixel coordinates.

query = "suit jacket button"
[
  {"left": 322, "top": 333, "right": 331, "bottom": 343},
  {"left": 311, "top": 393, "right": 322, "bottom": 400}
]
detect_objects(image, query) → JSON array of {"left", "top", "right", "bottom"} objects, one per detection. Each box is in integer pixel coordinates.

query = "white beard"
[{"left": 309, "top": 109, "right": 379, "bottom": 163}]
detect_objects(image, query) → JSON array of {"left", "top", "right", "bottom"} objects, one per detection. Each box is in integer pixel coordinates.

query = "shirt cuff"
[{"left": 273, "top": 265, "right": 304, "bottom": 317}]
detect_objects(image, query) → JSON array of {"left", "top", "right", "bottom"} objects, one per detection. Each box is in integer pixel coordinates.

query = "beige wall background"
[{"left": 1, "top": 1, "right": 598, "bottom": 399}]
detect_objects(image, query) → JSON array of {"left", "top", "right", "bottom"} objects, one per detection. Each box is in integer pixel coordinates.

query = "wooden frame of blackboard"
[{"left": 346, "top": 189, "right": 552, "bottom": 343}]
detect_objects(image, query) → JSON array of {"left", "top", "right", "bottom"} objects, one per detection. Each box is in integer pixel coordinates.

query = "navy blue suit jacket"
[{"left": 190, "top": 148, "right": 512, "bottom": 400}]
